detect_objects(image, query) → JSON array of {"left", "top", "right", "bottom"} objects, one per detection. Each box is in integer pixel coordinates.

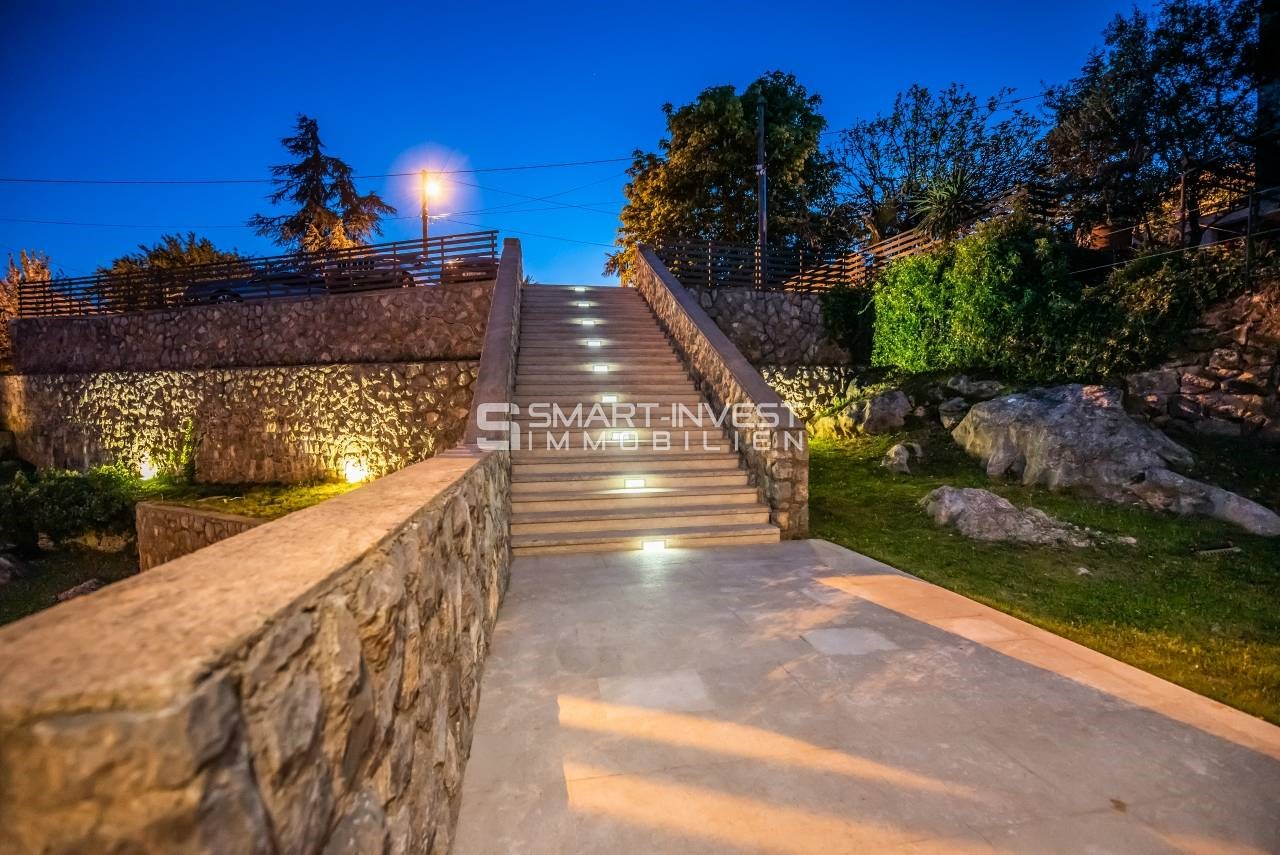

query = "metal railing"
[{"left": 17, "top": 230, "right": 499, "bottom": 317}]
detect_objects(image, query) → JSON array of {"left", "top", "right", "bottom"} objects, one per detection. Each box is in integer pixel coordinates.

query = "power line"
[{"left": 0, "top": 156, "right": 633, "bottom": 187}]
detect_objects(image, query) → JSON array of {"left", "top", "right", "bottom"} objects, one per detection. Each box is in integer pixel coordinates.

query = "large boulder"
[
  {"left": 811, "top": 389, "right": 911, "bottom": 438},
  {"left": 952, "top": 384, "right": 1280, "bottom": 536},
  {"left": 920, "top": 486, "right": 1096, "bottom": 547}
]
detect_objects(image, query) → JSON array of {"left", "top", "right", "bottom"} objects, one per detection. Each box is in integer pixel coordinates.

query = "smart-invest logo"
[{"left": 476, "top": 402, "right": 804, "bottom": 452}]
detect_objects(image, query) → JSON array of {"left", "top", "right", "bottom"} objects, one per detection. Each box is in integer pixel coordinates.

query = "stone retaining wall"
[
  {"left": 1126, "top": 279, "right": 1280, "bottom": 441},
  {"left": 760, "top": 365, "right": 860, "bottom": 421},
  {"left": 686, "top": 286, "right": 848, "bottom": 365},
  {"left": 135, "top": 502, "right": 263, "bottom": 570},
  {"left": 11, "top": 281, "right": 492, "bottom": 374},
  {"left": 634, "top": 246, "right": 809, "bottom": 536},
  {"left": 0, "top": 445, "right": 510, "bottom": 854},
  {"left": 0, "top": 361, "right": 477, "bottom": 482}
]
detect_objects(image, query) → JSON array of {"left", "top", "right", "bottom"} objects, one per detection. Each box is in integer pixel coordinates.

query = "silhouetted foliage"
[
  {"left": 248, "top": 115, "right": 396, "bottom": 251},
  {"left": 834, "top": 83, "right": 1043, "bottom": 243},
  {"left": 99, "top": 232, "right": 242, "bottom": 276},
  {"left": 610, "top": 71, "right": 854, "bottom": 278},
  {"left": 1044, "top": 0, "right": 1259, "bottom": 244}
]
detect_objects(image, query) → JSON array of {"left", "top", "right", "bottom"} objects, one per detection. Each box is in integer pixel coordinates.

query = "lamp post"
[{"left": 420, "top": 169, "right": 431, "bottom": 249}]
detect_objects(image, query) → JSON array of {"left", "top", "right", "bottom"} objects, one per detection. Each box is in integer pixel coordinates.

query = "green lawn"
[
  {"left": 150, "top": 481, "right": 358, "bottom": 519},
  {"left": 808, "top": 428, "right": 1280, "bottom": 725}
]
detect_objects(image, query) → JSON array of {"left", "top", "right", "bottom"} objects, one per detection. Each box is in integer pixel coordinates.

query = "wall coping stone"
[
  {"left": 0, "top": 445, "right": 492, "bottom": 721},
  {"left": 636, "top": 245, "right": 801, "bottom": 431},
  {"left": 465, "top": 239, "right": 523, "bottom": 444}
]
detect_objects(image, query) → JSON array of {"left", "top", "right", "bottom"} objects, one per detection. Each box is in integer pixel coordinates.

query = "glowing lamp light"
[
  {"left": 138, "top": 456, "right": 159, "bottom": 481},
  {"left": 576, "top": 301, "right": 590, "bottom": 308},
  {"left": 422, "top": 175, "right": 443, "bottom": 199},
  {"left": 601, "top": 394, "right": 619, "bottom": 404},
  {"left": 573, "top": 286, "right": 586, "bottom": 292},
  {"left": 592, "top": 364, "right": 609, "bottom": 373},
  {"left": 641, "top": 539, "right": 667, "bottom": 552},
  {"left": 343, "top": 457, "right": 371, "bottom": 484},
  {"left": 586, "top": 339, "right": 602, "bottom": 348},
  {"left": 624, "top": 478, "right": 646, "bottom": 489},
  {"left": 581, "top": 319, "right": 597, "bottom": 327}
]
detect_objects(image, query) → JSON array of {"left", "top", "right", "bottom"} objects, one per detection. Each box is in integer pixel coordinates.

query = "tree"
[
  {"left": 248, "top": 115, "right": 396, "bottom": 251},
  {"left": 1, "top": 250, "right": 54, "bottom": 360},
  {"left": 608, "top": 71, "right": 852, "bottom": 278},
  {"left": 96, "top": 233, "right": 244, "bottom": 312},
  {"left": 1044, "top": 0, "right": 1259, "bottom": 245},
  {"left": 834, "top": 83, "right": 1043, "bottom": 243},
  {"left": 100, "top": 232, "right": 242, "bottom": 276}
]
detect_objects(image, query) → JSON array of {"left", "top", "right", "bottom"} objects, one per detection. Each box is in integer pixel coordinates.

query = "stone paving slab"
[{"left": 454, "top": 540, "right": 1280, "bottom": 854}]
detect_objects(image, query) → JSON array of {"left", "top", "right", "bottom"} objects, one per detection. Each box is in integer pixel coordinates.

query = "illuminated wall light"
[
  {"left": 138, "top": 455, "right": 159, "bottom": 481},
  {"left": 343, "top": 457, "right": 371, "bottom": 484},
  {"left": 641, "top": 539, "right": 667, "bottom": 552},
  {"left": 592, "top": 364, "right": 609, "bottom": 373},
  {"left": 601, "top": 394, "right": 619, "bottom": 404},
  {"left": 586, "top": 339, "right": 602, "bottom": 348},
  {"left": 624, "top": 478, "right": 646, "bottom": 489}
]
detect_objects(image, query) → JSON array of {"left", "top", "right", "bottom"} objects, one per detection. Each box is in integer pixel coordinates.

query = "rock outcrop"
[
  {"left": 952, "top": 384, "right": 1280, "bottom": 536},
  {"left": 812, "top": 389, "right": 911, "bottom": 438},
  {"left": 921, "top": 486, "right": 1096, "bottom": 547}
]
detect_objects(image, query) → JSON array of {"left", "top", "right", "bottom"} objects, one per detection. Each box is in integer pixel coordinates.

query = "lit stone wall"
[
  {"left": 10, "top": 282, "right": 493, "bottom": 374},
  {"left": 685, "top": 285, "right": 848, "bottom": 365},
  {"left": 135, "top": 502, "right": 263, "bottom": 570},
  {"left": 760, "top": 365, "right": 861, "bottom": 421},
  {"left": 0, "top": 361, "right": 477, "bottom": 483},
  {"left": 0, "top": 446, "right": 510, "bottom": 854}
]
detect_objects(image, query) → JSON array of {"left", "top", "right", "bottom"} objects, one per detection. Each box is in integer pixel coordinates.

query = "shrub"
[
  {"left": 821, "top": 283, "right": 875, "bottom": 363},
  {"left": 867, "top": 215, "right": 1245, "bottom": 381},
  {"left": 871, "top": 216, "right": 1074, "bottom": 377},
  {"left": 0, "top": 465, "right": 139, "bottom": 554}
]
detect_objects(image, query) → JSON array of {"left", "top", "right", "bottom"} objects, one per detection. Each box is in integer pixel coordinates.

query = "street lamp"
[{"left": 420, "top": 170, "right": 442, "bottom": 248}]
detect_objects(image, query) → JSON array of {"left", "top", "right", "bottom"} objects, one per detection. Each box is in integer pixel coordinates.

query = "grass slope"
[{"left": 808, "top": 428, "right": 1280, "bottom": 725}]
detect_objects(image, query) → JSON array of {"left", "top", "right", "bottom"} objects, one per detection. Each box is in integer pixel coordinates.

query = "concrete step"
[
  {"left": 511, "top": 470, "right": 749, "bottom": 493},
  {"left": 511, "top": 396, "right": 709, "bottom": 411},
  {"left": 510, "top": 522, "right": 780, "bottom": 556},
  {"left": 511, "top": 504, "right": 771, "bottom": 535},
  {"left": 516, "top": 355, "right": 685, "bottom": 369},
  {"left": 512, "top": 449, "right": 743, "bottom": 473},
  {"left": 514, "top": 383, "right": 699, "bottom": 397},
  {"left": 511, "top": 485, "right": 759, "bottom": 513}
]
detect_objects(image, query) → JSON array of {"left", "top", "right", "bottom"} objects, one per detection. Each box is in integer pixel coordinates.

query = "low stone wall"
[
  {"left": 760, "top": 365, "right": 860, "bottom": 421},
  {"left": 0, "top": 445, "right": 510, "bottom": 854},
  {"left": 1126, "top": 279, "right": 1279, "bottom": 441},
  {"left": 0, "top": 361, "right": 476, "bottom": 482},
  {"left": 12, "top": 281, "right": 492, "bottom": 374},
  {"left": 135, "top": 502, "right": 263, "bottom": 570},
  {"left": 633, "top": 246, "right": 809, "bottom": 536},
  {"left": 687, "top": 286, "right": 848, "bottom": 365}
]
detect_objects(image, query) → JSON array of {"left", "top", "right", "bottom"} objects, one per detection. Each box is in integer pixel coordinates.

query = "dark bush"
[{"left": 0, "top": 465, "right": 139, "bottom": 555}]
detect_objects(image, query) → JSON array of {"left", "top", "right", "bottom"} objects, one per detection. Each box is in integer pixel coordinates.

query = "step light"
[
  {"left": 576, "top": 301, "right": 590, "bottom": 308},
  {"left": 601, "top": 394, "right": 619, "bottom": 404},
  {"left": 611, "top": 431, "right": 637, "bottom": 442},
  {"left": 573, "top": 286, "right": 586, "bottom": 292},
  {"left": 624, "top": 478, "right": 646, "bottom": 489},
  {"left": 592, "top": 364, "right": 608, "bottom": 373},
  {"left": 586, "top": 339, "right": 602, "bottom": 348},
  {"left": 581, "top": 319, "right": 597, "bottom": 327},
  {"left": 641, "top": 539, "right": 667, "bottom": 552}
]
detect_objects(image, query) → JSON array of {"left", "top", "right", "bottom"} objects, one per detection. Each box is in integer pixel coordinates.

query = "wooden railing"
[
  {"left": 652, "top": 185, "right": 1056, "bottom": 292},
  {"left": 17, "top": 230, "right": 499, "bottom": 317}
]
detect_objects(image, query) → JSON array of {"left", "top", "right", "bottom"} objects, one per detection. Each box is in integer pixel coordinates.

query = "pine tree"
[{"left": 248, "top": 115, "right": 396, "bottom": 251}]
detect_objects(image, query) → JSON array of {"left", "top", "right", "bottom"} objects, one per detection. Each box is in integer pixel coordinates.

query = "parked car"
[{"left": 440, "top": 254, "right": 499, "bottom": 284}]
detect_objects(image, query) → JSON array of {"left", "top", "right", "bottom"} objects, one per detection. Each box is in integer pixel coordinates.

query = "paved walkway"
[{"left": 454, "top": 541, "right": 1280, "bottom": 854}]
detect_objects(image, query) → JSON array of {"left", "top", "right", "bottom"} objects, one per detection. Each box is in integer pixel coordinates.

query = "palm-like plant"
[{"left": 913, "top": 168, "right": 986, "bottom": 239}]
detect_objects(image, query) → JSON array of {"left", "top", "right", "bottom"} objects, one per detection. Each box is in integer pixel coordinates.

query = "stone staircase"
[{"left": 511, "top": 284, "right": 781, "bottom": 555}]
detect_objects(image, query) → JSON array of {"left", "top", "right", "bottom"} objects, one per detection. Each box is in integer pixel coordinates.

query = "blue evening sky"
[{"left": 1, "top": 0, "right": 1152, "bottom": 284}]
